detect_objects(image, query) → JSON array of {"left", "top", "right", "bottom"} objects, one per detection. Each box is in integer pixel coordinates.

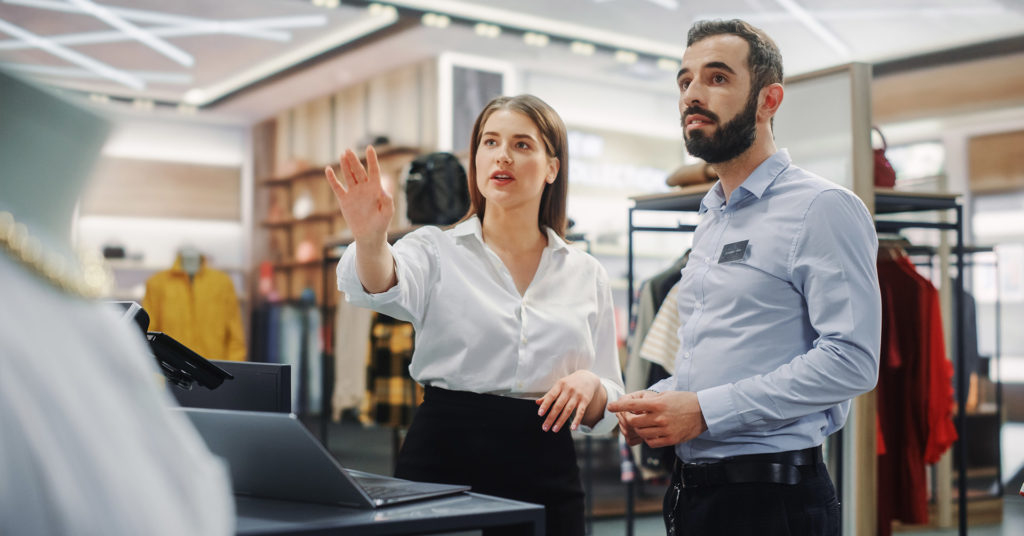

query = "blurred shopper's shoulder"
[{"left": 0, "top": 69, "right": 234, "bottom": 536}]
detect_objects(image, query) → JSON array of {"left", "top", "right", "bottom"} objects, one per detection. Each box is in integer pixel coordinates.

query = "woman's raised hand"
[{"left": 325, "top": 146, "right": 394, "bottom": 246}]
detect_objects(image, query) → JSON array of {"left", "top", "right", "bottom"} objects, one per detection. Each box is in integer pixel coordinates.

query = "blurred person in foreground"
[
  {"left": 609, "top": 19, "right": 881, "bottom": 535},
  {"left": 0, "top": 69, "right": 233, "bottom": 535}
]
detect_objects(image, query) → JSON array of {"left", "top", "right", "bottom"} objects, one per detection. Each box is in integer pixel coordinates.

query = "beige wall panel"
[
  {"left": 291, "top": 103, "right": 312, "bottom": 164},
  {"left": 274, "top": 111, "right": 292, "bottom": 175},
  {"left": 333, "top": 85, "right": 368, "bottom": 154},
  {"left": 969, "top": 129, "right": 1024, "bottom": 193},
  {"left": 419, "top": 59, "right": 438, "bottom": 151},
  {"left": 873, "top": 53, "right": 1024, "bottom": 123},
  {"left": 367, "top": 75, "right": 392, "bottom": 140},
  {"left": 383, "top": 65, "right": 422, "bottom": 147},
  {"left": 307, "top": 96, "right": 333, "bottom": 164},
  {"left": 81, "top": 157, "right": 240, "bottom": 220}
]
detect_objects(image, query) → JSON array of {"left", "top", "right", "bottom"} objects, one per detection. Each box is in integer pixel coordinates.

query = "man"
[{"left": 607, "top": 19, "right": 881, "bottom": 535}]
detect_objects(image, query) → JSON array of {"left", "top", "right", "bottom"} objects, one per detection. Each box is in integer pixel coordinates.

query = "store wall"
[{"left": 75, "top": 113, "right": 250, "bottom": 301}]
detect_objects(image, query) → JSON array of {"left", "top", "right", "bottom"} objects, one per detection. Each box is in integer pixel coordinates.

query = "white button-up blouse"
[{"left": 337, "top": 216, "right": 623, "bottom": 433}]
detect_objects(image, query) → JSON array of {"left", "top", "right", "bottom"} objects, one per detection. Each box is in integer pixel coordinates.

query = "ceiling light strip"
[
  {"left": 0, "top": 25, "right": 290, "bottom": 50},
  {"left": 773, "top": 0, "right": 850, "bottom": 57},
  {"left": 0, "top": 18, "right": 144, "bottom": 89},
  {"left": 382, "top": 0, "right": 681, "bottom": 58},
  {"left": 185, "top": 9, "right": 398, "bottom": 106},
  {"left": 65, "top": 0, "right": 194, "bottom": 67},
  {"left": 2, "top": 0, "right": 325, "bottom": 40},
  {"left": 3, "top": 63, "right": 193, "bottom": 84}
]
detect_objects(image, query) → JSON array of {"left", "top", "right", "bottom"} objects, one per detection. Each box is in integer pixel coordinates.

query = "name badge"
[{"left": 718, "top": 240, "right": 748, "bottom": 263}]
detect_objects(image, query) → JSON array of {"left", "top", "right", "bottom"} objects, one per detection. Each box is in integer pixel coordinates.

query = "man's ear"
[{"left": 759, "top": 83, "right": 784, "bottom": 121}]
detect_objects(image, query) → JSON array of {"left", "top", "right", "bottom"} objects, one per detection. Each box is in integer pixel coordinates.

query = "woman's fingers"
[
  {"left": 570, "top": 398, "right": 588, "bottom": 431},
  {"left": 542, "top": 391, "right": 569, "bottom": 432},
  {"left": 365, "top": 145, "right": 381, "bottom": 185},
  {"left": 325, "top": 166, "right": 346, "bottom": 197},
  {"left": 342, "top": 149, "right": 367, "bottom": 185}
]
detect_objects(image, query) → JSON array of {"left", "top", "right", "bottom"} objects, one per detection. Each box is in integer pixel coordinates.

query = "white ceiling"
[{"left": 2, "top": 0, "right": 1023, "bottom": 123}]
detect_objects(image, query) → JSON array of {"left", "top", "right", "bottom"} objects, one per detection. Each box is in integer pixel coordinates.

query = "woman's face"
[{"left": 474, "top": 109, "right": 558, "bottom": 215}]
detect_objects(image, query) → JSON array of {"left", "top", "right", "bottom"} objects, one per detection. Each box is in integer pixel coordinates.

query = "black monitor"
[{"left": 171, "top": 360, "right": 291, "bottom": 413}]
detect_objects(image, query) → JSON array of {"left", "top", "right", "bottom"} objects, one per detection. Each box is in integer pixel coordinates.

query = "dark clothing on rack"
[
  {"left": 395, "top": 386, "right": 584, "bottom": 536},
  {"left": 663, "top": 447, "right": 839, "bottom": 535},
  {"left": 876, "top": 255, "right": 957, "bottom": 536}
]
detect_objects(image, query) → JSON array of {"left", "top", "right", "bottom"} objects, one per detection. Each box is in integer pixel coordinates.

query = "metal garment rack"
[
  {"left": 624, "top": 187, "right": 970, "bottom": 536},
  {"left": 318, "top": 226, "right": 422, "bottom": 450}
]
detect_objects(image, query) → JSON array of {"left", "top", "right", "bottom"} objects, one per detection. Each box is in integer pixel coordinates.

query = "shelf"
[
  {"left": 323, "top": 225, "right": 424, "bottom": 250},
  {"left": 105, "top": 259, "right": 245, "bottom": 272},
  {"left": 261, "top": 166, "right": 329, "bottom": 186},
  {"left": 630, "top": 184, "right": 713, "bottom": 212},
  {"left": 874, "top": 189, "right": 960, "bottom": 214},
  {"left": 260, "top": 212, "right": 338, "bottom": 227},
  {"left": 271, "top": 260, "right": 324, "bottom": 269}
]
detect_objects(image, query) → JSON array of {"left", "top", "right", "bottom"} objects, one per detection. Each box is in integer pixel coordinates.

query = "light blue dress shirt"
[{"left": 650, "top": 149, "right": 881, "bottom": 462}]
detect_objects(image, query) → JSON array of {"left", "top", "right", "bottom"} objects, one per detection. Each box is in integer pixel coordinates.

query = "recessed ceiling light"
[
  {"left": 570, "top": 41, "right": 595, "bottom": 56},
  {"left": 183, "top": 88, "right": 206, "bottom": 105},
  {"left": 524, "top": 32, "right": 549, "bottom": 47},
  {"left": 615, "top": 50, "right": 638, "bottom": 64},
  {"left": 657, "top": 58, "right": 679, "bottom": 71},
  {"left": 474, "top": 23, "right": 500, "bottom": 38}
]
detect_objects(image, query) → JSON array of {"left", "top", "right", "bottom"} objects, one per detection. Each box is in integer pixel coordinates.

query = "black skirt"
[{"left": 395, "top": 386, "right": 584, "bottom": 536}]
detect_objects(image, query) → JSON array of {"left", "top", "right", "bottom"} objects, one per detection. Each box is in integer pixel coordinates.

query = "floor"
[{"left": 318, "top": 416, "right": 1024, "bottom": 535}]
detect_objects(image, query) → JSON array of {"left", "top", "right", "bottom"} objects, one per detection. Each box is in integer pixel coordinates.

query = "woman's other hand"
[{"left": 536, "top": 370, "right": 605, "bottom": 433}]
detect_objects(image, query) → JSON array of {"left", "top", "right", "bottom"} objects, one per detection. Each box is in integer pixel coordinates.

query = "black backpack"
[{"left": 405, "top": 152, "right": 470, "bottom": 225}]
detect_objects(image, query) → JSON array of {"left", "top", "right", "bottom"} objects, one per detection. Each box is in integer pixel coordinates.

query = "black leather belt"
[{"left": 676, "top": 446, "right": 822, "bottom": 488}]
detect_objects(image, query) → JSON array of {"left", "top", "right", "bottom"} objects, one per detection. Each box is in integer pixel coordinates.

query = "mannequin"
[
  {"left": 180, "top": 245, "right": 202, "bottom": 278},
  {"left": 0, "top": 69, "right": 233, "bottom": 535},
  {"left": 143, "top": 246, "right": 247, "bottom": 361}
]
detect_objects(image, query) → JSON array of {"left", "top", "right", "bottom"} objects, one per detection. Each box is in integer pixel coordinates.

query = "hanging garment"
[
  {"left": 623, "top": 253, "right": 688, "bottom": 480},
  {"left": 277, "top": 303, "right": 322, "bottom": 416},
  {"left": 143, "top": 254, "right": 246, "bottom": 361},
  {"left": 362, "top": 314, "right": 421, "bottom": 428},
  {"left": 876, "top": 253, "right": 957, "bottom": 536},
  {"left": 331, "top": 292, "right": 375, "bottom": 420}
]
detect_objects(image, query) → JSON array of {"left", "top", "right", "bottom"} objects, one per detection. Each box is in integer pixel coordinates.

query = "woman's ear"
[{"left": 547, "top": 157, "right": 560, "bottom": 184}]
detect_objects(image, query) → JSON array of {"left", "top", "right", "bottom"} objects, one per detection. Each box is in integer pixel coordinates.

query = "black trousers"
[
  {"left": 395, "top": 386, "right": 584, "bottom": 536},
  {"left": 663, "top": 455, "right": 840, "bottom": 536}
]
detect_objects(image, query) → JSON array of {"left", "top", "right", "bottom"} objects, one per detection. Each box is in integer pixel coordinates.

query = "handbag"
[{"left": 873, "top": 126, "right": 897, "bottom": 188}]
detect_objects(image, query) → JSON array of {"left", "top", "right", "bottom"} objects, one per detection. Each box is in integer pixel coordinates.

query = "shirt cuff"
[
  {"left": 577, "top": 378, "right": 621, "bottom": 435},
  {"left": 336, "top": 243, "right": 402, "bottom": 308},
  {"left": 696, "top": 383, "right": 742, "bottom": 437}
]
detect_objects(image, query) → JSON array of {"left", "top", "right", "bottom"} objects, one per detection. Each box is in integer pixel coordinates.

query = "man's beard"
[{"left": 682, "top": 90, "right": 759, "bottom": 164}]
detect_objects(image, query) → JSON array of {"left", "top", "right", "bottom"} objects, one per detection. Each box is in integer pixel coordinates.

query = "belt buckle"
[{"left": 680, "top": 463, "right": 708, "bottom": 488}]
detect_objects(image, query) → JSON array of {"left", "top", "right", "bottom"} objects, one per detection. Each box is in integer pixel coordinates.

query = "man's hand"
[{"left": 608, "top": 390, "right": 708, "bottom": 448}]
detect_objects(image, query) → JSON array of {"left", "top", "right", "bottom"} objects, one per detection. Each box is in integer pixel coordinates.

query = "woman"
[{"left": 325, "top": 94, "right": 622, "bottom": 535}]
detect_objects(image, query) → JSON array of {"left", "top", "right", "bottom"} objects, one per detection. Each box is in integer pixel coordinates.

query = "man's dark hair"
[{"left": 687, "top": 19, "right": 783, "bottom": 94}]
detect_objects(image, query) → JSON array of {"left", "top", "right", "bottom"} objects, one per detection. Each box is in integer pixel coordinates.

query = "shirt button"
[
  {"left": 521, "top": 335, "right": 527, "bottom": 344},
  {"left": 694, "top": 302, "right": 701, "bottom": 310},
  {"left": 705, "top": 257, "right": 711, "bottom": 263},
  {"left": 684, "top": 352, "right": 691, "bottom": 359}
]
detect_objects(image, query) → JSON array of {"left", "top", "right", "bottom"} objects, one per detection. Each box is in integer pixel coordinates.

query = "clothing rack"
[
  {"left": 624, "top": 187, "right": 973, "bottom": 536},
  {"left": 318, "top": 226, "right": 422, "bottom": 449}
]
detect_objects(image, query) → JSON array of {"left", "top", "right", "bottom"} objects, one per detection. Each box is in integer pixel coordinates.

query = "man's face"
[{"left": 677, "top": 34, "right": 759, "bottom": 164}]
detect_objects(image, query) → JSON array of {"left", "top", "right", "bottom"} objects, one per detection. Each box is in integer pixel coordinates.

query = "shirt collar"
[
  {"left": 452, "top": 214, "right": 568, "bottom": 253},
  {"left": 698, "top": 149, "right": 791, "bottom": 214}
]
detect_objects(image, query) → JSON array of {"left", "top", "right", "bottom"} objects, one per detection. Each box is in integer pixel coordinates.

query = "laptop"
[{"left": 177, "top": 407, "right": 469, "bottom": 508}]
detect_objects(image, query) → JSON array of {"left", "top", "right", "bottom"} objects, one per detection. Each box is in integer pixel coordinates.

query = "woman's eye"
[{"left": 516, "top": 141, "right": 530, "bottom": 149}]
